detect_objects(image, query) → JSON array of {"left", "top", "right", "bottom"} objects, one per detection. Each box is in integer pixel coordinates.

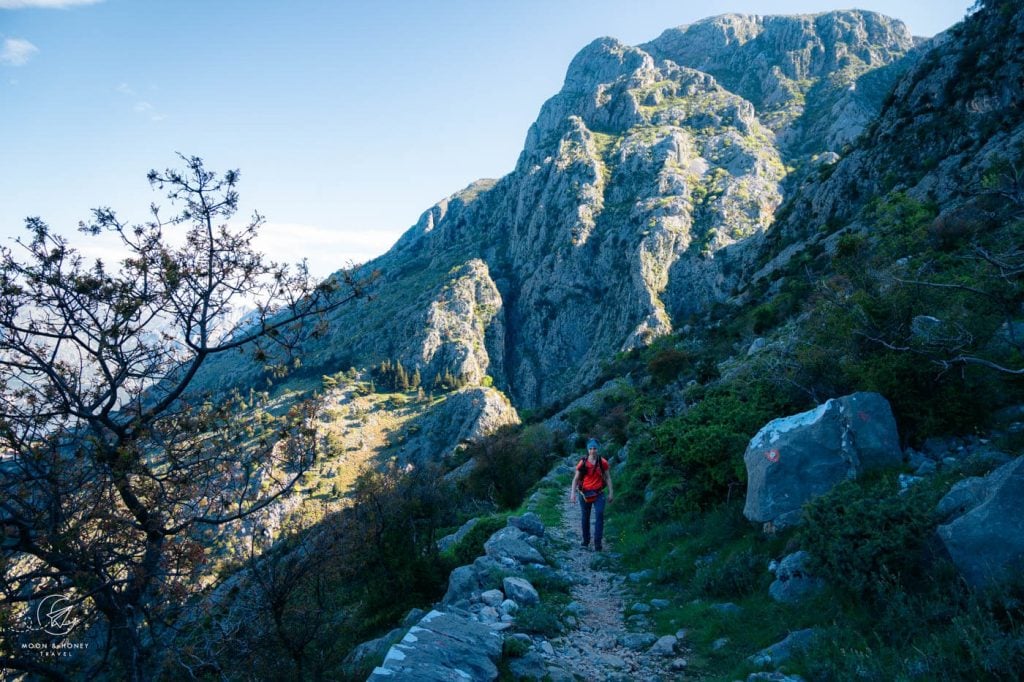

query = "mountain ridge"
[
  {"left": 198, "top": 9, "right": 919, "bottom": 412},
  {"left": 176, "top": 3, "right": 1024, "bottom": 678}
]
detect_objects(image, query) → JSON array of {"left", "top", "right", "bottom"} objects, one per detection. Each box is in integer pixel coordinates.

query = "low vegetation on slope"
[{"left": 326, "top": 28, "right": 1024, "bottom": 672}]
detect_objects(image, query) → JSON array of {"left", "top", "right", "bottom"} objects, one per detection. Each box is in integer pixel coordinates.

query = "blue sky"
[{"left": 1, "top": 0, "right": 975, "bottom": 276}]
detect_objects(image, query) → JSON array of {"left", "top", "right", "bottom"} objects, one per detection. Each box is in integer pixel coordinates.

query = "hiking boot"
[{"left": 581, "top": 542, "right": 591, "bottom": 550}]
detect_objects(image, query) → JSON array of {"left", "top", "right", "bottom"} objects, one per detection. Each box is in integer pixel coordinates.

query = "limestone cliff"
[
  {"left": 199, "top": 11, "right": 918, "bottom": 412},
  {"left": 643, "top": 12, "right": 915, "bottom": 161},
  {"left": 748, "top": 2, "right": 1024, "bottom": 286}
]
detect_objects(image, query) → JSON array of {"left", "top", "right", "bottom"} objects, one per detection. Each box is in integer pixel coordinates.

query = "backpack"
[{"left": 577, "top": 457, "right": 607, "bottom": 503}]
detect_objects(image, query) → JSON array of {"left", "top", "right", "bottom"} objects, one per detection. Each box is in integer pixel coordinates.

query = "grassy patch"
[
  {"left": 607, "top": 492, "right": 837, "bottom": 679},
  {"left": 441, "top": 513, "right": 509, "bottom": 567},
  {"left": 529, "top": 470, "right": 572, "bottom": 530}
]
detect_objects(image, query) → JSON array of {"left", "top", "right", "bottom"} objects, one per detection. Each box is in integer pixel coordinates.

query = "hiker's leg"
[
  {"left": 593, "top": 493, "right": 606, "bottom": 550},
  {"left": 579, "top": 497, "right": 592, "bottom": 546}
]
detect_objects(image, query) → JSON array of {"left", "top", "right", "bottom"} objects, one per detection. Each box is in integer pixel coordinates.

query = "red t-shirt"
[{"left": 577, "top": 457, "right": 608, "bottom": 491}]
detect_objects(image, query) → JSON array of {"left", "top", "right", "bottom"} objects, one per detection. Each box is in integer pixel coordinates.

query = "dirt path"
[{"left": 542, "top": 493, "right": 688, "bottom": 681}]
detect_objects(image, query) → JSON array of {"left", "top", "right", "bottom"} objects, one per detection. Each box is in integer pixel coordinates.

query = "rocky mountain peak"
[
  {"left": 645, "top": 11, "right": 913, "bottom": 79},
  {"left": 197, "top": 9, "right": 931, "bottom": 412},
  {"left": 561, "top": 37, "right": 656, "bottom": 95},
  {"left": 643, "top": 11, "right": 914, "bottom": 156}
]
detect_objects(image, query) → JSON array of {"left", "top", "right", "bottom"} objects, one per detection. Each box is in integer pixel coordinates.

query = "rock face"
[
  {"left": 196, "top": 11, "right": 914, "bottom": 412},
  {"left": 743, "top": 392, "right": 901, "bottom": 527},
  {"left": 394, "top": 386, "right": 519, "bottom": 467},
  {"left": 936, "top": 456, "right": 1024, "bottom": 587},
  {"left": 379, "top": 508, "right": 557, "bottom": 679},
  {"left": 441, "top": 516, "right": 553, "bottom": 606},
  {"left": 756, "top": 2, "right": 1024, "bottom": 281},
  {"left": 643, "top": 12, "right": 914, "bottom": 159},
  {"left": 934, "top": 476, "right": 991, "bottom": 523},
  {"left": 396, "top": 259, "right": 504, "bottom": 387},
  {"left": 507, "top": 512, "right": 545, "bottom": 537}
]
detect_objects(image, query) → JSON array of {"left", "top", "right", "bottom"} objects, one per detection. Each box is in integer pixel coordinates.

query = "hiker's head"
[{"left": 587, "top": 438, "right": 599, "bottom": 454}]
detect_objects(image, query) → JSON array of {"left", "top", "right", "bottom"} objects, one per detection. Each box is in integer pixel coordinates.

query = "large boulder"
[
  {"left": 743, "top": 392, "right": 901, "bottom": 528},
  {"left": 768, "top": 551, "right": 824, "bottom": 603},
  {"left": 936, "top": 456, "right": 1024, "bottom": 586},
  {"left": 502, "top": 576, "right": 540, "bottom": 607},
  {"left": 484, "top": 526, "right": 545, "bottom": 565},
  {"left": 342, "top": 627, "right": 404, "bottom": 676},
  {"left": 748, "top": 628, "right": 820, "bottom": 668},
  {"left": 441, "top": 565, "right": 481, "bottom": 606},
  {"left": 934, "top": 476, "right": 990, "bottom": 523},
  {"left": 437, "top": 517, "right": 479, "bottom": 553},
  {"left": 507, "top": 512, "right": 545, "bottom": 538},
  {"left": 367, "top": 610, "right": 503, "bottom": 681}
]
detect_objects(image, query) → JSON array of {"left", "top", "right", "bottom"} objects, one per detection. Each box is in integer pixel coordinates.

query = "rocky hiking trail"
[
  {"left": 365, "top": 465, "right": 697, "bottom": 681},
  {"left": 537, "top": 493, "right": 692, "bottom": 681}
]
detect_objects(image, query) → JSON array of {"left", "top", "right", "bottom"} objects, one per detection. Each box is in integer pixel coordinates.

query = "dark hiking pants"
[{"left": 579, "top": 491, "right": 606, "bottom": 549}]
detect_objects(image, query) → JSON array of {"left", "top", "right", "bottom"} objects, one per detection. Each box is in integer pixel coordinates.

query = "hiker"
[{"left": 569, "top": 438, "right": 614, "bottom": 551}]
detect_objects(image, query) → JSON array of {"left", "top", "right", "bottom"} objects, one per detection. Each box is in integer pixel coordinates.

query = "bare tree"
[
  {"left": 176, "top": 522, "right": 348, "bottom": 681},
  {"left": 0, "top": 156, "right": 370, "bottom": 681}
]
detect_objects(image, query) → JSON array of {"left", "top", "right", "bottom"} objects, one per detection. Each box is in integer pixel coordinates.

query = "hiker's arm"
[
  {"left": 604, "top": 466, "right": 614, "bottom": 502},
  {"left": 569, "top": 469, "right": 579, "bottom": 502}
]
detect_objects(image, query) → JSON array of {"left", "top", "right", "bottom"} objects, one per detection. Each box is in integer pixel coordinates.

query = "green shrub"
[
  {"left": 750, "top": 301, "right": 778, "bottom": 334},
  {"left": 843, "top": 350, "right": 993, "bottom": 440},
  {"left": 695, "top": 357, "right": 720, "bottom": 384},
  {"left": 639, "top": 479, "right": 691, "bottom": 525},
  {"left": 691, "top": 547, "right": 768, "bottom": 598},
  {"left": 460, "top": 424, "right": 559, "bottom": 509},
  {"left": 565, "top": 407, "right": 598, "bottom": 434},
  {"left": 796, "top": 193, "right": 1016, "bottom": 441},
  {"left": 928, "top": 578, "right": 1024, "bottom": 679},
  {"left": 502, "top": 637, "right": 530, "bottom": 658},
  {"left": 647, "top": 384, "right": 796, "bottom": 514},
  {"left": 593, "top": 403, "right": 629, "bottom": 446},
  {"left": 647, "top": 347, "right": 692, "bottom": 385},
  {"left": 514, "top": 604, "right": 564, "bottom": 638},
  {"left": 798, "top": 474, "right": 941, "bottom": 601},
  {"left": 627, "top": 394, "right": 667, "bottom": 432},
  {"left": 524, "top": 566, "right": 573, "bottom": 595},
  {"left": 340, "top": 463, "right": 458, "bottom": 621},
  {"left": 834, "top": 232, "right": 865, "bottom": 260},
  {"left": 797, "top": 577, "right": 1024, "bottom": 680},
  {"left": 448, "top": 514, "right": 506, "bottom": 567}
]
